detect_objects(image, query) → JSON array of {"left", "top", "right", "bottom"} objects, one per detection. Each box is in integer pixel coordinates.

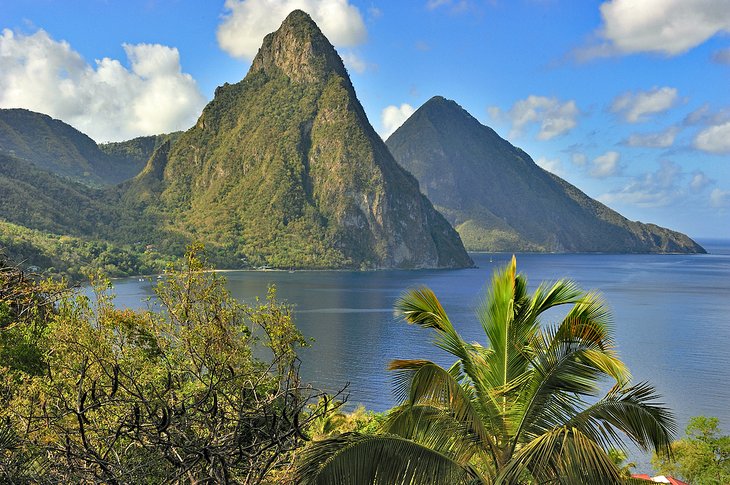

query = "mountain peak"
[
  {"left": 419, "top": 96, "right": 480, "bottom": 125},
  {"left": 387, "top": 98, "right": 705, "bottom": 255},
  {"left": 249, "top": 10, "right": 348, "bottom": 83}
]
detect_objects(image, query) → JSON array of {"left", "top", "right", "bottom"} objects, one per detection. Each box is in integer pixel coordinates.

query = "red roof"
[{"left": 630, "top": 474, "right": 689, "bottom": 485}]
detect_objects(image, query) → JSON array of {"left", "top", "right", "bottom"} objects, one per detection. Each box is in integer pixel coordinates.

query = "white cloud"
[
  {"left": 590, "top": 151, "right": 621, "bottom": 178},
  {"left": 625, "top": 126, "right": 679, "bottom": 148},
  {"left": 689, "top": 171, "right": 713, "bottom": 192},
  {"left": 426, "top": 0, "right": 470, "bottom": 12},
  {"left": 598, "top": 0, "right": 730, "bottom": 55},
  {"left": 489, "top": 95, "right": 579, "bottom": 140},
  {"left": 683, "top": 104, "right": 730, "bottom": 128},
  {"left": 710, "top": 188, "right": 730, "bottom": 208},
  {"left": 380, "top": 103, "right": 415, "bottom": 140},
  {"left": 600, "top": 160, "right": 682, "bottom": 208},
  {"left": 217, "top": 0, "right": 366, "bottom": 59},
  {"left": 684, "top": 104, "right": 712, "bottom": 125},
  {"left": 367, "top": 6, "right": 382, "bottom": 19},
  {"left": 694, "top": 121, "right": 730, "bottom": 154},
  {"left": 535, "top": 157, "right": 564, "bottom": 176},
  {"left": 0, "top": 29, "right": 206, "bottom": 142},
  {"left": 571, "top": 152, "right": 587, "bottom": 166},
  {"left": 340, "top": 51, "right": 367, "bottom": 74},
  {"left": 610, "top": 87, "right": 678, "bottom": 123}
]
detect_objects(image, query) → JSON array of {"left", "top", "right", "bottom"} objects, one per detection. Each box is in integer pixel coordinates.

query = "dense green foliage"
[
  {"left": 0, "top": 247, "right": 335, "bottom": 483},
  {"left": 297, "top": 257, "right": 676, "bottom": 484},
  {"left": 0, "top": 148, "right": 195, "bottom": 280},
  {"left": 0, "top": 108, "right": 144, "bottom": 185},
  {"left": 653, "top": 416, "right": 730, "bottom": 484},
  {"left": 386, "top": 96, "right": 705, "bottom": 254},
  {"left": 98, "top": 132, "right": 181, "bottom": 180},
  {"left": 0, "top": 221, "right": 170, "bottom": 281}
]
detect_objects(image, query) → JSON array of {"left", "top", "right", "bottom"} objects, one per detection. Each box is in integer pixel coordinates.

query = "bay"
[{"left": 105, "top": 240, "right": 730, "bottom": 438}]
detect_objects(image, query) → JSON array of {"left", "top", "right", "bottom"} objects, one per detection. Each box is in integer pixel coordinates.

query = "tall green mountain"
[
  {"left": 386, "top": 96, "right": 705, "bottom": 254},
  {"left": 0, "top": 108, "right": 145, "bottom": 185},
  {"left": 128, "top": 10, "right": 472, "bottom": 269}
]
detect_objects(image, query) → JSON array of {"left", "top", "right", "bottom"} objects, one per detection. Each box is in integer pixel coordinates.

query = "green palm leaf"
[{"left": 295, "top": 433, "right": 475, "bottom": 485}]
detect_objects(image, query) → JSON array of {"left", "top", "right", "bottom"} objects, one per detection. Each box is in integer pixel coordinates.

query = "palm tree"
[{"left": 296, "top": 256, "right": 675, "bottom": 484}]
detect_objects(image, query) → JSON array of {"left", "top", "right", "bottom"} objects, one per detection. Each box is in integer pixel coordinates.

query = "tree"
[
  {"left": 297, "top": 256, "right": 675, "bottom": 484},
  {"left": 1, "top": 245, "right": 339, "bottom": 483},
  {"left": 652, "top": 416, "right": 730, "bottom": 484},
  {"left": 0, "top": 253, "right": 67, "bottom": 377}
]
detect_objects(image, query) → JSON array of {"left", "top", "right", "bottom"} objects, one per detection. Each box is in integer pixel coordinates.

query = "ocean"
[{"left": 105, "top": 240, "right": 730, "bottom": 441}]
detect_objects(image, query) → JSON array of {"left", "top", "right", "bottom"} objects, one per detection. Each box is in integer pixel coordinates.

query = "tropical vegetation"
[
  {"left": 653, "top": 416, "right": 730, "bottom": 484},
  {"left": 297, "top": 256, "right": 676, "bottom": 484},
  {"left": 0, "top": 246, "right": 338, "bottom": 483}
]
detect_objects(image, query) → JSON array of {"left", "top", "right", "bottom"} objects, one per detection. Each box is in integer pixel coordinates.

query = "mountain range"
[{"left": 0, "top": 10, "right": 704, "bottom": 279}]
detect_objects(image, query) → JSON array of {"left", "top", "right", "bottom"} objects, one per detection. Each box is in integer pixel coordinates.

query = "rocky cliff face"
[
  {"left": 141, "top": 11, "right": 472, "bottom": 269},
  {"left": 386, "top": 96, "right": 705, "bottom": 254}
]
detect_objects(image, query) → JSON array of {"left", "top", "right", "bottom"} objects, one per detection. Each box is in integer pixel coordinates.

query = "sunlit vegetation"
[
  {"left": 653, "top": 416, "right": 730, "bottom": 484},
  {"left": 0, "top": 247, "right": 338, "bottom": 483}
]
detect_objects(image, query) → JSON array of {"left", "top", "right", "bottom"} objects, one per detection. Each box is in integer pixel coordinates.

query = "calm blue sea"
[{"left": 105, "top": 240, "right": 730, "bottom": 443}]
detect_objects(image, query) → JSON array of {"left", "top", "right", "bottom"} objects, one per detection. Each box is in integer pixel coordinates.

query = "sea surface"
[{"left": 104, "top": 240, "right": 730, "bottom": 441}]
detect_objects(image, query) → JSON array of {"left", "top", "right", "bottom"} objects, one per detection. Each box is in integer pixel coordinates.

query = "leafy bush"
[{"left": 0, "top": 246, "right": 337, "bottom": 483}]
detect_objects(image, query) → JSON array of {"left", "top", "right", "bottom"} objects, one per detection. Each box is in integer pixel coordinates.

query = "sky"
[{"left": 0, "top": 0, "right": 728, "bottom": 240}]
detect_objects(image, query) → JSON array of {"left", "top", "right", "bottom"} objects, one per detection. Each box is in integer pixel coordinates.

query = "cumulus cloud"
[
  {"left": 597, "top": 0, "right": 730, "bottom": 56},
  {"left": 340, "top": 51, "right": 368, "bottom": 74},
  {"left": 590, "top": 151, "right": 621, "bottom": 178},
  {"left": 217, "top": 0, "right": 366, "bottom": 59},
  {"left": 694, "top": 121, "right": 730, "bottom": 154},
  {"left": 535, "top": 157, "right": 565, "bottom": 176},
  {"left": 689, "top": 171, "right": 713, "bottom": 192},
  {"left": 710, "top": 188, "right": 730, "bottom": 208},
  {"left": 380, "top": 103, "right": 415, "bottom": 140},
  {"left": 610, "top": 87, "right": 678, "bottom": 123},
  {"left": 599, "top": 160, "right": 682, "bottom": 208},
  {"left": 0, "top": 29, "right": 206, "bottom": 142},
  {"left": 489, "top": 95, "right": 579, "bottom": 140},
  {"left": 625, "top": 126, "right": 679, "bottom": 148}
]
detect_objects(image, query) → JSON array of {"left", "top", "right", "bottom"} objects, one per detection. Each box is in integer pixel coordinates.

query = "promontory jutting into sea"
[{"left": 0, "top": 4, "right": 728, "bottom": 484}]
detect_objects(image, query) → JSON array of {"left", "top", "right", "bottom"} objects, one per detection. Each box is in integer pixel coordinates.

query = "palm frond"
[
  {"left": 496, "top": 426, "right": 622, "bottom": 485},
  {"left": 528, "top": 278, "right": 584, "bottom": 318},
  {"left": 395, "top": 287, "right": 469, "bottom": 362},
  {"left": 567, "top": 382, "right": 676, "bottom": 456},
  {"left": 388, "top": 358, "right": 500, "bottom": 459},
  {"left": 476, "top": 257, "right": 535, "bottom": 398},
  {"left": 384, "top": 404, "right": 485, "bottom": 464},
  {"left": 295, "top": 432, "right": 475, "bottom": 485}
]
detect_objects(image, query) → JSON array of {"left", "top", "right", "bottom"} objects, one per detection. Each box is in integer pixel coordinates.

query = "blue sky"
[{"left": 1, "top": 0, "right": 728, "bottom": 239}]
